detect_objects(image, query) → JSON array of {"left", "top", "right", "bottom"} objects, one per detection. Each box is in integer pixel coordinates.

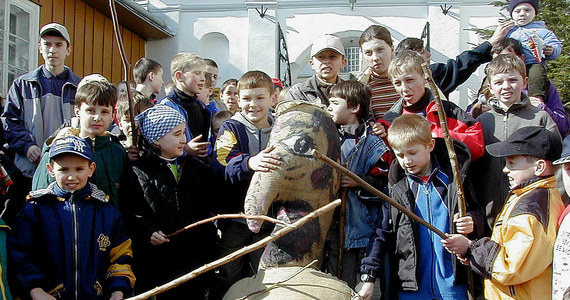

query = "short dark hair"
[
  {"left": 116, "top": 90, "right": 153, "bottom": 120},
  {"left": 328, "top": 80, "right": 371, "bottom": 120},
  {"left": 491, "top": 38, "right": 524, "bottom": 57},
  {"left": 221, "top": 79, "right": 239, "bottom": 94},
  {"left": 238, "top": 71, "right": 274, "bottom": 94},
  {"left": 203, "top": 58, "right": 218, "bottom": 68},
  {"left": 133, "top": 58, "right": 163, "bottom": 84},
  {"left": 359, "top": 25, "right": 393, "bottom": 48},
  {"left": 395, "top": 38, "right": 424, "bottom": 56},
  {"left": 75, "top": 81, "right": 118, "bottom": 109}
]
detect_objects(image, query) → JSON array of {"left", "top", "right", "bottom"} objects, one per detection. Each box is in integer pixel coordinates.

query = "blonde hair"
[
  {"left": 387, "top": 114, "right": 432, "bottom": 150},
  {"left": 486, "top": 53, "right": 527, "bottom": 82},
  {"left": 170, "top": 52, "right": 205, "bottom": 82},
  {"left": 388, "top": 50, "right": 425, "bottom": 80}
]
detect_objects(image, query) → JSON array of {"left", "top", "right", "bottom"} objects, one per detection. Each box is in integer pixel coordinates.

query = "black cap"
[
  {"left": 486, "top": 126, "right": 561, "bottom": 161},
  {"left": 553, "top": 135, "right": 570, "bottom": 165}
]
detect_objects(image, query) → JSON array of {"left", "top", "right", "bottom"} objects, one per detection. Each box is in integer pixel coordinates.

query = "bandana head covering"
[{"left": 135, "top": 104, "right": 186, "bottom": 144}]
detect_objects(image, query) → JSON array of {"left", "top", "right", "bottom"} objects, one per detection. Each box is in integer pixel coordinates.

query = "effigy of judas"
[{"left": 224, "top": 100, "right": 356, "bottom": 299}]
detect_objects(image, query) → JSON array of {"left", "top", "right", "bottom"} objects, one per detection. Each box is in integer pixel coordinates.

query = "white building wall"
[{"left": 144, "top": 0, "right": 501, "bottom": 108}]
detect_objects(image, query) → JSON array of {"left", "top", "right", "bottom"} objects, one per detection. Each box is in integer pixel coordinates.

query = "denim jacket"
[{"left": 341, "top": 125, "right": 390, "bottom": 248}]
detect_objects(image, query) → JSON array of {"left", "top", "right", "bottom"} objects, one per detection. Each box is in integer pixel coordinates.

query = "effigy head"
[{"left": 244, "top": 100, "right": 341, "bottom": 268}]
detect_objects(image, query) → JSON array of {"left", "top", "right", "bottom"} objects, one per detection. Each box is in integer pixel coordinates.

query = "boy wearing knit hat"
[
  {"left": 506, "top": 0, "right": 562, "bottom": 105},
  {"left": 131, "top": 104, "right": 216, "bottom": 298},
  {"left": 443, "top": 126, "right": 565, "bottom": 299}
]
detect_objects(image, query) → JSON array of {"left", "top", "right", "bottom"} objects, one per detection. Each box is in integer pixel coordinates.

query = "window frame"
[{"left": 0, "top": 0, "right": 39, "bottom": 96}]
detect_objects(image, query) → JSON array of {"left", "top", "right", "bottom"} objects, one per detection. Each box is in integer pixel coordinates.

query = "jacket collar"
[
  {"left": 231, "top": 110, "right": 274, "bottom": 133},
  {"left": 488, "top": 93, "right": 531, "bottom": 114},
  {"left": 512, "top": 175, "right": 556, "bottom": 196},
  {"left": 28, "top": 182, "right": 109, "bottom": 203}
]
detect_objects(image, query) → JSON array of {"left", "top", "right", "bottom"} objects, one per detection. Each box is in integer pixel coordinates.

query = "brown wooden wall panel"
[{"left": 37, "top": 0, "right": 146, "bottom": 84}]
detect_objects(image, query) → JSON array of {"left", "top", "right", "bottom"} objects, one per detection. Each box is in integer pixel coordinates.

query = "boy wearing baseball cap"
[
  {"left": 1, "top": 22, "right": 80, "bottom": 214},
  {"left": 443, "top": 126, "right": 565, "bottom": 299},
  {"left": 285, "top": 34, "right": 346, "bottom": 106},
  {"left": 7, "top": 135, "right": 135, "bottom": 299}
]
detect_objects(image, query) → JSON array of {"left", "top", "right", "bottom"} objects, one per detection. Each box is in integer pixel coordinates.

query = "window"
[
  {"left": 0, "top": 0, "right": 39, "bottom": 96},
  {"left": 341, "top": 46, "right": 360, "bottom": 73}
]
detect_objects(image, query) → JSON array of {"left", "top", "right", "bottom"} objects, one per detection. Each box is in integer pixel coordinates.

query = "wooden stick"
[
  {"left": 421, "top": 63, "right": 474, "bottom": 300},
  {"left": 126, "top": 199, "right": 341, "bottom": 300},
  {"left": 109, "top": 0, "right": 137, "bottom": 146},
  {"left": 166, "top": 213, "right": 294, "bottom": 238},
  {"left": 312, "top": 150, "right": 447, "bottom": 239},
  {"left": 421, "top": 63, "right": 467, "bottom": 217},
  {"left": 337, "top": 188, "right": 347, "bottom": 278}
]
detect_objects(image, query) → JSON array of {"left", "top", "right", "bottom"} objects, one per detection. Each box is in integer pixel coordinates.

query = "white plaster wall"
[{"left": 144, "top": 0, "right": 502, "bottom": 107}]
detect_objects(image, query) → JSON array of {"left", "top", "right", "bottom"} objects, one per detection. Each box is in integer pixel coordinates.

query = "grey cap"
[
  {"left": 40, "top": 23, "right": 71, "bottom": 45},
  {"left": 310, "top": 35, "right": 345, "bottom": 57}
]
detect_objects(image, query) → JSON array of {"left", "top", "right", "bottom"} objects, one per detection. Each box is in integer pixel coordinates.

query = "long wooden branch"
[
  {"left": 109, "top": 0, "right": 137, "bottom": 146},
  {"left": 312, "top": 150, "right": 447, "bottom": 239},
  {"left": 166, "top": 213, "right": 294, "bottom": 238},
  {"left": 421, "top": 63, "right": 466, "bottom": 217},
  {"left": 126, "top": 199, "right": 341, "bottom": 300}
]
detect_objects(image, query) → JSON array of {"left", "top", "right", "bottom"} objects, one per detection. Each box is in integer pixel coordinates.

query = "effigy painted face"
[{"left": 244, "top": 100, "right": 341, "bottom": 268}]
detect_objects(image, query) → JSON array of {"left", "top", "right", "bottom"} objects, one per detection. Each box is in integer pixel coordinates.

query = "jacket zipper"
[{"left": 71, "top": 194, "right": 80, "bottom": 300}]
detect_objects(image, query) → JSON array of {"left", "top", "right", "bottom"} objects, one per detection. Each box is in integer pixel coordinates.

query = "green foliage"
[{"left": 537, "top": 0, "right": 570, "bottom": 104}]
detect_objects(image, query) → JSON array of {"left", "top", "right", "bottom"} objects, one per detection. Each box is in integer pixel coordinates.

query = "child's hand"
[
  {"left": 185, "top": 134, "right": 210, "bottom": 157},
  {"left": 27, "top": 145, "right": 41, "bottom": 163},
  {"left": 30, "top": 288, "right": 56, "bottom": 300},
  {"left": 543, "top": 45, "right": 554, "bottom": 57},
  {"left": 151, "top": 231, "right": 170, "bottom": 245},
  {"left": 488, "top": 20, "right": 514, "bottom": 46},
  {"left": 369, "top": 122, "right": 386, "bottom": 138},
  {"left": 441, "top": 234, "right": 471, "bottom": 256},
  {"left": 126, "top": 145, "right": 140, "bottom": 162},
  {"left": 109, "top": 291, "right": 124, "bottom": 300},
  {"left": 247, "top": 145, "right": 280, "bottom": 172},
  {"left": 454, "top": 213, "right": 474, "bottom": 235},
  {"left": 357, "top": 281, "right": 375, "bottom": 300},
  {"left": 340, "top": 174, "right": 358, "bottom": 188}
]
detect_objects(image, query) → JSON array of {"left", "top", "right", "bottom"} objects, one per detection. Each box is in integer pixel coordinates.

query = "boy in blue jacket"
[
  {"left": 8, "top": 135, "right": 135, "bottom": 300},
  {"left": 358, "top": 114, "right": 483, "bottom": 300},
  {"left": 212, "top": 70, "right": 280, "bottom": 298},
  {"left": 326, "top": 80, "right": 391, "bottom": 288}
]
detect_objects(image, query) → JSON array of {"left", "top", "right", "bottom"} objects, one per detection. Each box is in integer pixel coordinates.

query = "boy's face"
[
  {"left": 391, "top": 71, "right": 427, "bottom": 107},
  {"left": 361, "top": 38, "right": 393, "bottom": 77},
  {"left": 238, "top": 87, "right": 274, "bottom": 128},
  {"left": 149, "top": 68, "right": 164, "bottom": 94},
  {"left": 327, "top": 97, "right": 359, "bottom": 125},
  {"left": 154, "top": 122, "right": 187, "bottom": 159},
  {"left": 47, "top": 154, "right": 95, "bottom": 192},
  {"left": 562, "top": 163, "right": 570, "bottom": 196},
  {"left": 503, "top": 155, "right": 536, "bottom": 189},
  {"left": 222, "top": 84, "right": 239, "bottom": 113},
  {"left": 393, "top": 140, "right": 435, "bottom": 176},
  {"left": 488, "top": 69, "right": 528, "bottom": 108},
  {"left": 512, "top": 3, "right": 536, "bottom": 26},
  {"left": 75, "top": 102, "right": 114, "bottom": 139},
  {"left": 176, "top": 65, "right": 205, "bottom": 95},
  {"left": 118, "top": 115, "right": 132, "bottom": 140},
  {"left": 205, "top": 65, "right": 219, "bottom": 87},
  {"left": 39, "top": 35, "right": 70, "bottom": 70},
  {"left": 310, "top": 50, "right": 347, "bottom": 83}
]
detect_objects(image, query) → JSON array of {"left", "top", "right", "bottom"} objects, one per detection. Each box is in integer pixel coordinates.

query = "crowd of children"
[{"left": 0, "top": 0, "right": 568, "bottom": 298}]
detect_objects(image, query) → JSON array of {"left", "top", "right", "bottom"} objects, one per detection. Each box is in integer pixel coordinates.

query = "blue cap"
[
  {"left": 553, "top": 135, "right": 570, "bottom": 165},
  {"left": 49, "top": 136, "right": 92, "bottom": 161}
]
